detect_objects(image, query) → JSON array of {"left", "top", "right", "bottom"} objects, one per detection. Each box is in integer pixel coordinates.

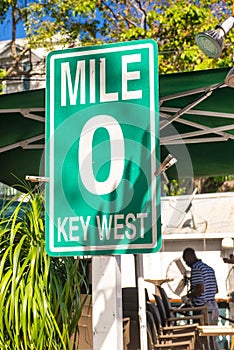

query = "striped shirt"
[{"left": 190, "top": 259, "right": 218, "bottom": 306}]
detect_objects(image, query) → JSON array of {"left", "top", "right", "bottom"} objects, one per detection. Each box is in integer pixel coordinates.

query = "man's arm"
[{"left": 187, "top": 283, "right": 204, "bottom": 298}]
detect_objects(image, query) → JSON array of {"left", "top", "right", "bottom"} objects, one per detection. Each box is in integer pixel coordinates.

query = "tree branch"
[{"left": 100, "top": 0, "right": 137, "bottom": 27}]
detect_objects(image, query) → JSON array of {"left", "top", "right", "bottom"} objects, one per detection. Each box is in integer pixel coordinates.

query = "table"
[
  {"left": 144, "top": 278, "right": 173, "bottom": 294},
  {"left": 197, "top": 325, "right": 234, "bottom": 336},
  {"left": 197, "top": 325, "right": 234, "bottom": 350}
]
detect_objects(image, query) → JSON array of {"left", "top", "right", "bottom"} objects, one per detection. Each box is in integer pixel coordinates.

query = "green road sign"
[{"left": 46, "top": 39, "right": 161, "bottom": 256}]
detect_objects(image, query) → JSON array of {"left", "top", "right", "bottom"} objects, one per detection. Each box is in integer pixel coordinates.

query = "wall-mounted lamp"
[
  {"left": 221, "top": 237, "right": 234, "bottom": 261},
  {"left": 196, "top": 16, "right": 234, "bottom": 58},
  {"left": 225, "top": 64, "right": 234, "bottom": 87}
]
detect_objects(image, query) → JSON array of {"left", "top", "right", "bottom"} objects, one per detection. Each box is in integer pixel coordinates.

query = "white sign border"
[{"left": 47, "top": 41, "right": 159, "bottom": 254}]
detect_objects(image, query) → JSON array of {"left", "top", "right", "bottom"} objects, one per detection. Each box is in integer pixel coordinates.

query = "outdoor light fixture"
[
  {"left": 225, "top": 64, "right": 234, "bottom": 87},
  {"left": 221, "top": 237, "right": 234, "bottom": 260},
  {"left": 196, "top": 16, "right": 234, "bottom": 58},
  {"left": 155, "top": 154, "right": 177, "bottom": 176}
]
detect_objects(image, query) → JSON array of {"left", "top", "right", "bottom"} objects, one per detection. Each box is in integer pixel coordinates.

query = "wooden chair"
[
  {"left": 155, "top": 286, "right": 211, "bottom": 349},
  {"left": 154, "top": 294, "right": 204, "bottom": 327},
  {"left": 147, "top": 321, "right": 193, "bottom": 350},
  {"left": 146, "top": 303, "right": 196, "bottom": 350},
  {"left": 122, "top": 287, "right": 195, "bottom": 350},
  {"left": 156, "top": 286, "right": 209, "bottom": 325}
]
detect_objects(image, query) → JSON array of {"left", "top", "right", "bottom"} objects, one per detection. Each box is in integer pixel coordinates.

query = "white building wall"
[{"left": 121, "top": 192, "right": 234, "bottom": 303}]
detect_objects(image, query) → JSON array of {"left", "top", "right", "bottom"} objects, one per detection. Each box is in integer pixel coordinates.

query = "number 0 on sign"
[{"left": 45, "top": 39, "right": 161, "bottom": 256}]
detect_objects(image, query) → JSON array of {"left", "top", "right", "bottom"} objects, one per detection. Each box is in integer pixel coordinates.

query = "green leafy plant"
[
  {"left": 163, "top": 179, "right": 187, "bottom": 196},
  {"left": 0, "top": 186, "right": 89, "bottom": 350},
  {"left": 0, "top": 68, "right": 6, "bottom": 94}
]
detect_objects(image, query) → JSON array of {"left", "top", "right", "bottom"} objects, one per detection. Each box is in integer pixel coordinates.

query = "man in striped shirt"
[{"left": 183, "top": 247, "right": 220, "bottom": 350}]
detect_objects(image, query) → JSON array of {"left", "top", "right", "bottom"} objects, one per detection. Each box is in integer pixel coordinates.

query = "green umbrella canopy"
[
  {"left": 160, "top": 67, "right": 234, "bottom": 178},
  {"left": 0, "top": 89, "right": 45, "bottom": 188},
  {"left": 0, "top": 67, "right": 233, "bottom": 188}
]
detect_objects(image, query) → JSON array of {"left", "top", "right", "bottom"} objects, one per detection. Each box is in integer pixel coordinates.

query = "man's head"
[{"left": 182, "top": 247, "right": 197, "bottom": 267}]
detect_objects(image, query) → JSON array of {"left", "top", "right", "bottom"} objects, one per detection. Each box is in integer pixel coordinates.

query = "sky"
[{"left": 0, "top": 11, "right": 25, "bottom": 41}]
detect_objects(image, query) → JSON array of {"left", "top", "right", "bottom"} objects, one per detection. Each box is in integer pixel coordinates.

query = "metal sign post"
[{"left": 92, "top": 256, "right": 123, "bottom": 350}]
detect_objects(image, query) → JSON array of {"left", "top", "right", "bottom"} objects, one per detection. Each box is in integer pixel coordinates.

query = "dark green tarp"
[
  {"left": 0, "top": 67, "right": 234, "bottom": 187},
  {"left": 0, "top": 89, "right": 45, "bottom": 187},
  {"left": 160, "top": 67, "right": 234, "bottom": 178}
]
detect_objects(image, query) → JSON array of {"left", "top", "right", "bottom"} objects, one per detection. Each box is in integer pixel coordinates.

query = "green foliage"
[
  {"left": 164, "top": 179, "right": 187, "bottom": 196},
  {"left": 0, "top": 187, "right": 89, "bottom": 349},
  {"left": 25, "top": 0, "right": 100, "bottom": 50},
  {"left": 0, "top": 68, "right": 7, "bottom": 93},
  {"left": 1, "top": 1, "right": 234, "bottom": 73},
  {"left": 96, "top": 0, "right": 234, "bottom": 73},
  {"left": 0, "top": 0, "right": 11, "bottom": 21}
]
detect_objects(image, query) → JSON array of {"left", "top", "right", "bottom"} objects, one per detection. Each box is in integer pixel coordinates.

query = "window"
[{"left": 22, "top": 61, "right": 31, "bottom": 91}]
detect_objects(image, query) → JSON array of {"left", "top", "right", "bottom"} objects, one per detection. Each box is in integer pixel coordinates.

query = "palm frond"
[{"left": 0, "top": 188, "right": 89, "bottom": 349}]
